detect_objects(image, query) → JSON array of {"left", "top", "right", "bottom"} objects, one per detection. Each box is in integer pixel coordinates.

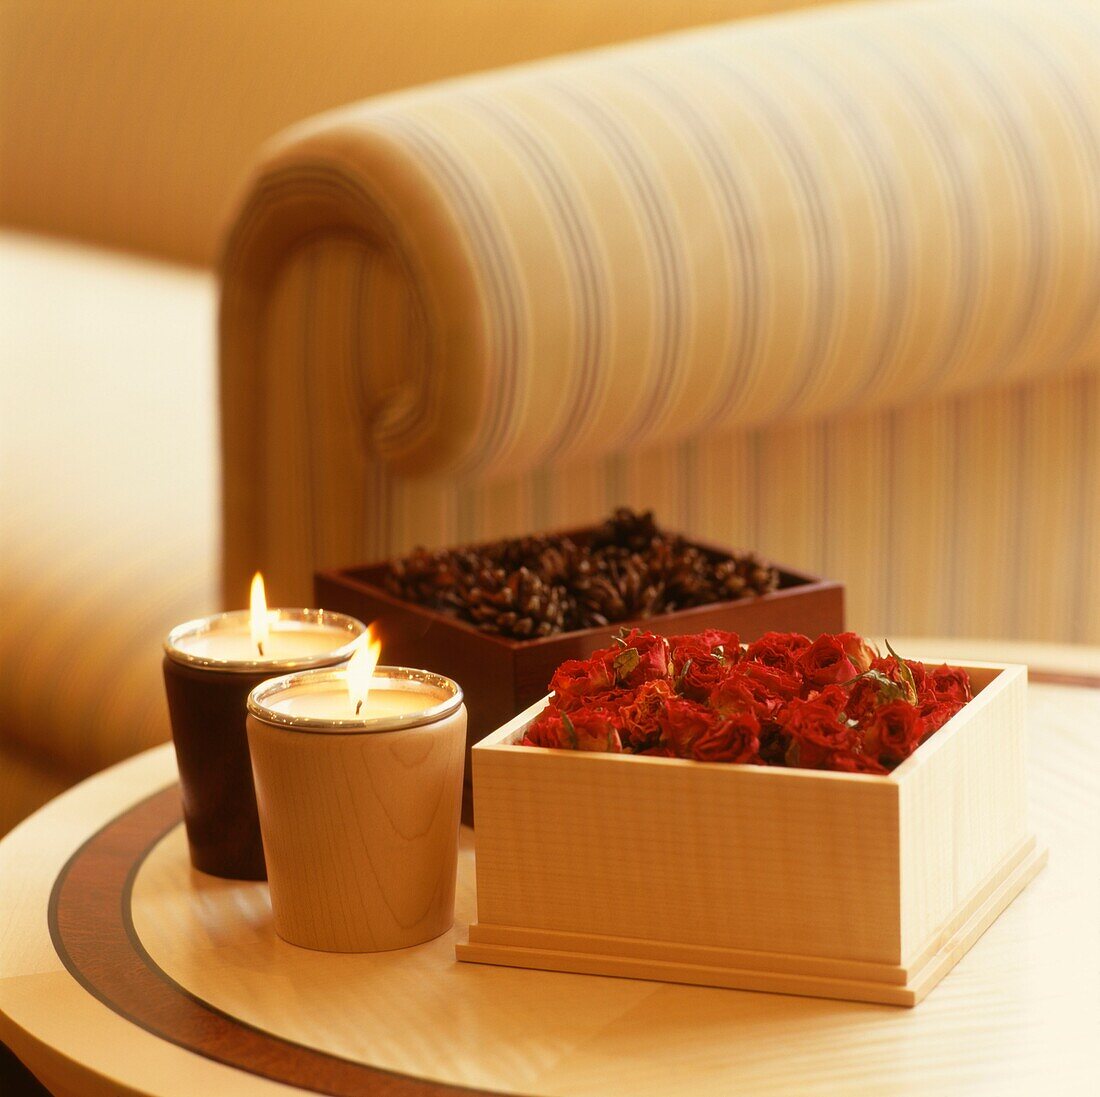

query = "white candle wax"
[
  {"left": 165, "top": 610, "right": 365, "bottom": 671},
  {"left": 174, "top": 620, "right": 348, "bottom": 664},
  {"left": 249, "top": 666, "right": 463, "bottom": 734},
  {"left": 269, "top": 680, "right": 444, "bottom": 722}
]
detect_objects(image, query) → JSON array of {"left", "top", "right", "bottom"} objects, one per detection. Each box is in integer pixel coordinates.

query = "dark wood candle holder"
[
  {"left": 162, "top": 658, "right": 271, "bottom": 880},
  {"left": 162, "top": 609, "right": 365, "bottom": 880}
]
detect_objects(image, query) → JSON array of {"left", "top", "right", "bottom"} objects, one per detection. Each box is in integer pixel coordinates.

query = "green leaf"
[
  {"left": 869, "top": 669, "right": 906, "bottom": 704},
  {"left": 885, "top": 639, "right": 918, "bottom": 703},
  {"left": 613, "top": 647, "right": 640, "bottom": 682},
  {"left": 839, "top": 668, "right": 906, "bottom": 704}
]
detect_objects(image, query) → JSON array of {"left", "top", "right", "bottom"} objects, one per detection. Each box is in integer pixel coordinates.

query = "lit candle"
[
  {"left": 167, "top": 573, "right": 363, "bottom": 670},
  {"left": 247, "top": 657, "right": 462, "bottom": 732},
  {"left": 162, "top": 574, "right": 367, "bottom": 881},
  {"left": 254, "top": 634, "right": 450, "bottom": 725},
  {"left": 246, "top": 643, "right": 467, "bottom": 953},
  {"left": 267, "top": 680, "right": 433, "bottom": 722}
]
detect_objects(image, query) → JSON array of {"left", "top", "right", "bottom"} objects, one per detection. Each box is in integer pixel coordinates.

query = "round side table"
[{"left": 1, "top": 643, "right": 1097, "bottom": 1096}]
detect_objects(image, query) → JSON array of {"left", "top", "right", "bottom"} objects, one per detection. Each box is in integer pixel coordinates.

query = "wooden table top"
[{"left": 1, "top": 642, "right": 1098, "bottom": 1097}]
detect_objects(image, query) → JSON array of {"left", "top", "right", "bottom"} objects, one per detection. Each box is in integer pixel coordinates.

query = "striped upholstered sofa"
[
  {"left": 222, "top": 0, "right": 1100, "bottom": 645},
  {"left": 3, "top": 0, "right": 1099, "bottom": 834}
]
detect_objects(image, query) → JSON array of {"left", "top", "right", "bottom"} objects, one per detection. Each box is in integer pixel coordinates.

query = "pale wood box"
[{"left": 457, "top": 661, "right": 1046, "bottom": 1006}]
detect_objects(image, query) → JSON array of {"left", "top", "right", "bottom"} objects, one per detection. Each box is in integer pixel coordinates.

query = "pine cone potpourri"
[{"left": 383, "top": 508, "right": 780, "bottom": 639}]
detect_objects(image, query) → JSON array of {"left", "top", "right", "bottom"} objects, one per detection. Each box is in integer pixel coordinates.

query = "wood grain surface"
[
  {"left": 0, "top": 644, "right": 1098, "bottom": 1096},
  {"left": 247, "top": 706, "right": 466, "bottom": 952},
  {"left": 462, "top": 664, "right": 1045, "bottom": 1004}
]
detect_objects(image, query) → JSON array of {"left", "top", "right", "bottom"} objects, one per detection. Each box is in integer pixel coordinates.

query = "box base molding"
[{"left": 457, "top": 836, "right": 1047, "bottom": 1007}]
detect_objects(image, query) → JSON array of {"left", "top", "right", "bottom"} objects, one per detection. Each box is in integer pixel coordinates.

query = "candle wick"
[
  {"left": 257, "top": 641, "right": 264, "bottom": 657},
  {"left": 355, "top": 699, "right": 363, "bottom": 716}
]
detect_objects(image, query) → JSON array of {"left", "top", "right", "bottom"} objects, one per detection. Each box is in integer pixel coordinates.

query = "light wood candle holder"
[
  {"left": 247, "top": 667, "right": 467, "bottom": 953},
  {"left": 458, "top": 661, "right": 1046, "bottom": 1006}
]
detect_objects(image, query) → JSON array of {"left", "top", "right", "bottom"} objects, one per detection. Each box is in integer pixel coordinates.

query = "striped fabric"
[
  {"left": 0, "top": 0, "right": 822, "bottom": 265},
  {"left": 221, "top": 0, "right": 1100, "bottom": 645}
]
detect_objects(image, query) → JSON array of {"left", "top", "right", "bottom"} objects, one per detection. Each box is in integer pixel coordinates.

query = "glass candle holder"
[
  {"left": 163, "top": 609, "right": 365, "bottom": 880},
  {"left": 246, "top": 666, "right": 466, "bottom": 952}
]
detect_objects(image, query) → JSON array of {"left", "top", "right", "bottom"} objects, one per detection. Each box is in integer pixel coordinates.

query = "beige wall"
[{"left": 0, "top": 0, "right": 824, "bottom": 266}]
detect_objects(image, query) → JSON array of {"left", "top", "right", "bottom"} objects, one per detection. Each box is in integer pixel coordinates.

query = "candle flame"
[
  {"left": 250, "top": 572, "right": 270, "bottom": 657},
  {"left": 347, "top": 626, "right": 383, "bottom": 716}
]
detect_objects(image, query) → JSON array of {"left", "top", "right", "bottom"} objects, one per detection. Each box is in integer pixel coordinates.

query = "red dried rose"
[
  {"left": 524, "top": 627, "right": 969, "bottom": 775},
  {"left": 690, "top": 710, "right": 760, "bottom": 764},
  {"left": 549, "top": 654, "right": 616, "bottom": 709},
  {"left": 834, "top": 632, "right": 878, "bottom": 673},
  {"left": 929, "top": 665, "right": 972, "bottom": 703},
  {"left": 739, "top": 661, "right": 802, "bottom": 703},
  {"left": 797, "top": 634, "right": 859, "bottom": 689},
  {"left": 906, "top": 659, "right": 929, "bottom": 693},
  {"left": 677, "top": 650, "right": 733, "bottom": 701},
  {"left": 778, "top": 694, "right": 857, "bottom": 769},
  {"left": 522, "top": 704, "right": 622, "bottom": 753},
  {"left": 805, "top": 684, "right": 849, "bottom": 712},
  {"left": 744, "top": 631, "right": 811, "bottom": 672},
  {"left": 593, "top": 628, "right": 671, "bottom": 689},
  {"left": 521, "top": 704, "right": 568, "bottom": 748},
  {"left": 708, "top": 663, "right": 801, "bottom": 728},
  {"left": 844, "top": 676, "right": 882, "bottom": 727},
  {"left": 865, "top": 700, "right": 924, "bottom": 764},
  {"left": 921, "top": 698, "right": 964, "bottom": 733},
  {"left": 870, "top": 654, "right": 925, "bottom": 704},
  {"left": 910, "top": 664, "right": 970, "bottom": 739},
  {"left": 670, "top": 629, "right": 741, "bottom": 660},
  {"left": 708, "top": 671, "right": 759, "bottom": 716},
  {"left": 657, "top": 697, "right": 724, "bottom": 758},
  {"left": 617, "top": 678, "right": 675, "bottom": 751}
]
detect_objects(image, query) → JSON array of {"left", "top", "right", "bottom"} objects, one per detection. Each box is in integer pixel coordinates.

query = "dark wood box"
[{"left": 316, "top": 531, "right": 844, "bottom": 821}]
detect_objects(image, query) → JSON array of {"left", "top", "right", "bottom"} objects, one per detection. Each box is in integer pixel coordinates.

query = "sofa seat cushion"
[{"left": 0, "top": 232, "right": 219, "bottom": 807}]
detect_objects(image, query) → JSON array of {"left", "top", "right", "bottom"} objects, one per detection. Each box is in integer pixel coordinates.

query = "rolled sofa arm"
[{"left": 220, "top": 0, "right": 1100, "bottom": 597}]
